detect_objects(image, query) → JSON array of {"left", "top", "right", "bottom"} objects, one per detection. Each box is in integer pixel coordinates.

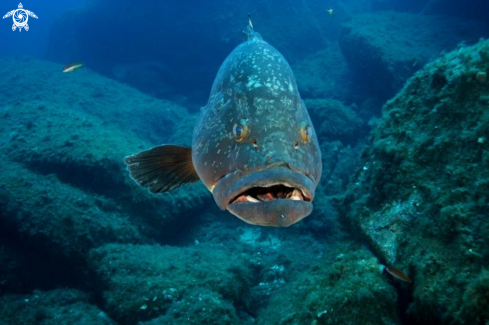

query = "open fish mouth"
[
  {"left": 212, "top": 166, "right": 315, "bottom": 227},
  {"left": 230, "top": 184, "right": 310, "bottom": 204}
]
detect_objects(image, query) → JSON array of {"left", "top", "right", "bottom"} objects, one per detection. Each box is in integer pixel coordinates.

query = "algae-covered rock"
[
  {"left": 0, "top": 161, "right": 146, "bottom": 258},
  {"left": 0, "top": 57, "right": 186, "bottom": 144},
  {"left": 343, "top": 39, "right": 489, "bottom": 323},
  {"left": 256, "top": 243, "right": 399, "bottom": 325},
  {"left": 0, "top": 57, "right": 210, "bottom": 260},
  {"left": 305, "top": 98, "right": 364, "bottom": 145},
  {"left": 0, "top": 289, "right": 116, "bottom": 325},
  {"left": 293, "top": 44, "right": 352, "bottom": 101},
  {"left": 455, "top": 269, "right": 489, "bottom": 323},
  {"left": 139, "top": 288, "right": 241, "bottom": 325},
  {"left": 88, "top": 243, "right": 253, "bottom": 324},
  {"left": 339, "top": 12, "right": 486, "bottom": 99}
]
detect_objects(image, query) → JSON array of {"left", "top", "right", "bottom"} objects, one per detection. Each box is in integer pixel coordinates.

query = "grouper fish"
[{"left": 125, "top": 24, "right": 322, "bottom": 227}]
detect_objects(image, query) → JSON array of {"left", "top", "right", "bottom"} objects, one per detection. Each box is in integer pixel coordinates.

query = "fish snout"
[
  {"left": 263, "top": 156, "right": 314, "bottom": 184},
  {"left": 212, "top": 166, "right": 316, "bottom": 227},
  {"left": 228, "top": 199, "right": 312, "bottom": 227}
]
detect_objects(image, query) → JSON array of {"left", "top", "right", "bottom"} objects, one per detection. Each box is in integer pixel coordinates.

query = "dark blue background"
[{"left": 0, "top": 0, "right": 86, "bottom": 57}]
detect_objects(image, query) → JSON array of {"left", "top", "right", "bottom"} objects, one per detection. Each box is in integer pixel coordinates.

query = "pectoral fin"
[{"left": 124, "top": 145, "right": 200, "bottom": 193}]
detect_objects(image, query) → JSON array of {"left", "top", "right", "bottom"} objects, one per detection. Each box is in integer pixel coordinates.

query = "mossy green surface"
[
  {"left": 88, "top": 243, "right": 254, "bottom": 324},
  {"left": 342, "top": 39, "right": 489, "bottom": 323},
  {"left": 293, "top": 44, "right": 352, "bottom": 101},
  {"left": 0, "top": 159, "right": 146, "bottom": 258},
  {"left": 305, "top": 98, "right": 364, "bottom": 144},
  {"left": 0, "top": 57, "right": 210, "bottom": 258},
  {"left": 256, "top": 243, "right": 399, "bottom": 325},
  {"left": 139, "top": 287, "right": 241, "bottom": 325}
]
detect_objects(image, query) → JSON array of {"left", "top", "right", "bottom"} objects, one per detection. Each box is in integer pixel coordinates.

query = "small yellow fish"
[
  {"left": 385, "top": 266, "right": 413, "bottom": 283},
  {"left": 63, "top": 62, "right": 84, "bottom": 73},
  {"left": 327, "top": 8, "right": 334, "bottom": 17}
]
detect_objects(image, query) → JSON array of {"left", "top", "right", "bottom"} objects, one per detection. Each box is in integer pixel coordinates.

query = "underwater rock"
[
  {"left": 0, "top": 289, "right": 116, "bottom": 325},
  {"left": 305, "top": 98, "right": 364, "bottom": 145},
  {"left": 0, "top": 160, "right": 147, "bottom": 259},
  {"left": 0, "top": 57, "right": 210, "bottom": 259},
  {"left": 88, "top": 243, "right": 253, "bottom": 324},
  {"left": 255, "top": 243, "right": 399, "bottom": 324},
  {"left": 339, "top": 12, "right": 486, "bottom": 100},
  {"left": 293, "top": 44, "right": 352, "bottom": 101},
  {"left": 0, "top": 57, "right": 188, "bottom": 144},
  {"left": 139, "top": 288, "right": 241, "bottom": 325},
  {"left": 359, "top": 192, "right": 422, "bottom": 264},
  {"left": 342, "top": 39, "right": 489, "bottom": 322}
]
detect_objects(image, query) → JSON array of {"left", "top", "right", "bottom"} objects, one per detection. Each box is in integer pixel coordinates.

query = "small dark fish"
[
  {"left": 63, "top": 62, "right": 84, "bottom": 73},
  {"left": 385, "top": 266, "right": 413, "bottom": 283},
  {"left": 125, "top": 21, "right": 322, "bottom": 227}
]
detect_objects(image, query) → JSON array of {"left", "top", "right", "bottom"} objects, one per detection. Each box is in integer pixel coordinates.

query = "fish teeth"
[
  {"left": 246, "top": 195, "right": 260, "bottom": 203},
  {"left": 290, "top": 189, "right": 303, "bottom": 201}
]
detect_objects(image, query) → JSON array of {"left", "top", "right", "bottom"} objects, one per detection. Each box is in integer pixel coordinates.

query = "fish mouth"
[
  {"left": 230, "top": 184, "right": 310, "bottom": 204},
  {"left": 212, "top": 166, "right": 315, "bottom": 227}
]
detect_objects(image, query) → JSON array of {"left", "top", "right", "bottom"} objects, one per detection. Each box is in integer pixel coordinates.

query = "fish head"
[{"left": 192, "top": 38, "right": 322, "bottom": 227}]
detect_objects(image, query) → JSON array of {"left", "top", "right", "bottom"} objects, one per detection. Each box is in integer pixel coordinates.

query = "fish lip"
[
  {"left": 228, "top": 183, "right": 311, "bottom": 205},
  {"left": 227, "top": 200, "right": 313, "bottom": 227},
  {"left": 212, "top": 166, "right": 315, "bottom": 211}
]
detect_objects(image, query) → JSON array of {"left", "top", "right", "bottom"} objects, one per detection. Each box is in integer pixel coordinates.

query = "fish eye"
[
  {"left": 233, "top": 119, "right": 249, "bottom": 142},
  {"left": 300, "top": 123, "right": 313, "bottom": 143}
]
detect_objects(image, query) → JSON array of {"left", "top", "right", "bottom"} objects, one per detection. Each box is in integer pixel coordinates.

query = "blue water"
[{"left": 0, "top": 0, "right": 86, "bottom": 57}]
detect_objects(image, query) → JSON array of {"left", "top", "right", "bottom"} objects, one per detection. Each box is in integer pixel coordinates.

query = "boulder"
[
  {"left": 293, "top": 44, "right": 352, "bottom": 101},
  {"left": 342, "top": 39, "right": 489, "bottom": 322},
  {"left": 256, "top": 243, "right": 400, "bottom": 324},
  {"left": 339, "top": 12, "right": 486, "bottom": 100},
  {"left": 305, "top": 98, "right": 364, "bottom": 144},
  {"left": 0, "top": 57, "right": 210, "bottom": 261},
  {"left": 88, "top": 243, "right": 253, "bottom": 324}
]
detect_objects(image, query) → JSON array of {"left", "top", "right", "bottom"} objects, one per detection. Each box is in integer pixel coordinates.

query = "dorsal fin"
[
  {"left": 124, "top": 145, "right": 200, "bottom": 193},
  {"left": 243, "top": 14, "right": 262, "bottom": 42}
]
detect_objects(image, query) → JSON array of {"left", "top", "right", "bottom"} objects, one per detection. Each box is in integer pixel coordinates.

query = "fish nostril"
[{"left": 265, "top": 153, "right": 274, "bottom": 164}]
